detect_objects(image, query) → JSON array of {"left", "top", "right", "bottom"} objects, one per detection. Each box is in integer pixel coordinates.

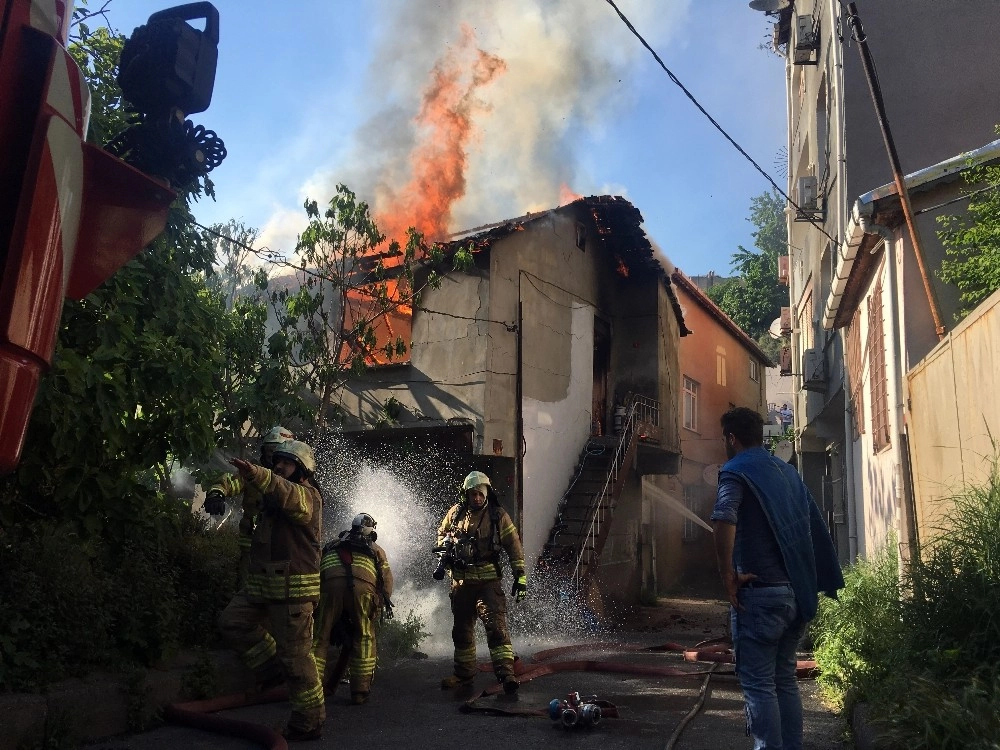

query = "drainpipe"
[
  {"left": 841, "top": 331, "right": 859, "bottom": 562},
  {"left": 885, "top": 237, "right": 920, "bottom": 565},
  {"left": 516, "top": 279, "right": 525, "bottom": 535}
]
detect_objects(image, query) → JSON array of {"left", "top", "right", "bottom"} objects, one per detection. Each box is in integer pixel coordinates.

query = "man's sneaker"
[
  {"left": 502, "top": 674, "right": 520, "bottom": 694},
  {"left": 350, "top": 691, "right": 369, "bottom": 705},
  {"left": 440, "top": 674, "right": 475, "bottom": 689},
  {"left": 280, "top": 725, "right": 323, "bottom": 742}
]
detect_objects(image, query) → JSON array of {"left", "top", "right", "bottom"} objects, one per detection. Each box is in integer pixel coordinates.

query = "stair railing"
[{"left": 569, "top": 393, "right": 659, "bottom": 589}]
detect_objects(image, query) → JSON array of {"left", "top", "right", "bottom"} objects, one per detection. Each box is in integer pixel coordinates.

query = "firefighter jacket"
[
  {"left": 208, "top": 473, "right": 262, "bottom": 553},
  {"left": 437, "top": 500, "right": 525, "bottom": 583},
  {"left": 242, "top": 464, "right": 323, "bottom": 602},
  {"left": 320, "top": 537, "right": 394, "bottom": 601}
]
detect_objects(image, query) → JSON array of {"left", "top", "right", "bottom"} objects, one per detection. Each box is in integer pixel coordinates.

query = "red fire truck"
[{"left": 0, "top": 0, "right": 224, "bottom": 473}]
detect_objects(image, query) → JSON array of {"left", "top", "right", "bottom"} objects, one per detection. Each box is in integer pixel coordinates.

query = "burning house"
[{"left": 337, "top": 195, "right": 691, "bottom": 606}]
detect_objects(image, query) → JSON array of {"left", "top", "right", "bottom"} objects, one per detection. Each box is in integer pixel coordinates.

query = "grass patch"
[{"left": 810, "top": 459, "right": 1000, "bottom": 748}]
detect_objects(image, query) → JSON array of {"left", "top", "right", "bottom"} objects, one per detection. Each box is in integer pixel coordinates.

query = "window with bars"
[
  {"left": 846, "top": 308, "right": 865, "bottom": 440},
  {"left": 867, "top": 280, "right": 890, "bottom": 451},
  {"left": 683, "top": 376, "right": 699, "bottom": 431}
]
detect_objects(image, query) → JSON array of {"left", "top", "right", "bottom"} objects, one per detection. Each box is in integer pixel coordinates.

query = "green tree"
[
  {"left": 937, "top": 160, "right": 1000, "bottom": 321},
  {"left": 707, "top": 190, "right": 788, "bottom": 340},
  {"left": 0, "top": 10, "right": 224, "bottom": 539},
  {"left": 271, "top": 185, "right": 471, "bottom": 428},
  {"left": 205, "top": 220, "right": 307, "bottom": 456}
]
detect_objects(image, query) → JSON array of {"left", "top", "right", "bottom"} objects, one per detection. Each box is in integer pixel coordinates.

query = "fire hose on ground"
[{"left": 162, "top": 637, "right": 819, "bottom": 747}]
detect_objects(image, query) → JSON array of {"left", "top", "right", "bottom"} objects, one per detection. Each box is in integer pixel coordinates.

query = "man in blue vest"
[{"left": 711, "top": 407, "right": 843, "bottom": 750}]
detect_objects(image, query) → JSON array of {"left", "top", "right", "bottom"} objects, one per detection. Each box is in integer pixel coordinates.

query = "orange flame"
[
  {"left": 375, "top": 24, "right": 506, "bottom": 251},
  {"left": 559, "top": 183, "right": 584, "bottom": 205},
  {"left": 349, "top": 25, "right": 506, "bottom": 365}
]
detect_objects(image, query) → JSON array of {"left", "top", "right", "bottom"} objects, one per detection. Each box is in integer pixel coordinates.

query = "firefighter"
[
  {"left": 218, "top": 439, "right": 325, "bottom": 742},
  {"left": 313, "top": 512, "right": 394, "bottom": 705},
  {"left": 437, "top": 471, "right": 526, "bottom": 694},
  {"left": 204, "top": 425, "right": 295, "bottom": 589}
]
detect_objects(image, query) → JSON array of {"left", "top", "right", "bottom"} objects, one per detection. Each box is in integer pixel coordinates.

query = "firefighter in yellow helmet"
[
  {"left": 218, "top": 439, "right": 325, "bottom": 742},
  {"left": 204, "top": 425, "right": 295, "bottom": 589},
  {"left": 313, "top": 512, "right": 394, "bottom": 705},
  {"left": 436, "top": 471, "right": 526, "bottom": 693}
]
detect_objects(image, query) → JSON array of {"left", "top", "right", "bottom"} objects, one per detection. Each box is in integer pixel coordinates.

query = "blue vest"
[{"left": 721, "top": 447, "right": 844, "bottom": 620}]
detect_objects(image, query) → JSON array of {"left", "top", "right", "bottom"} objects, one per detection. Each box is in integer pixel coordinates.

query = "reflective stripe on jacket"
[
  {"left": 243, "top": 465, "right": 322, "bottom": 602},
  {"left": 437, "top": 501, "right": 525, "bottom": 582},
  {"left": 208, "top": 473, "right": 263, "bottom": 550}
]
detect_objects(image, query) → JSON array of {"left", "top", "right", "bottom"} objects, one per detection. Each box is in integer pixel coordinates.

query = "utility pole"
[{"left": 845, "top": 3, "right": 946, "bottom": 340}]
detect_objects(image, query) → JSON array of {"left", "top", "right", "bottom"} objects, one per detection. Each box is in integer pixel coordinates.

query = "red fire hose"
[{"left": 163, "top": 646, "right": 351, "bottom": 749}]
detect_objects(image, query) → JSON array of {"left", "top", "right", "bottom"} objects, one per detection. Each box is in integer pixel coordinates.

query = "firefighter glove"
[
  {"left": 204, "top": 490, "right": 226, "bottom": 516},
  {"left": 511, "top": 573, "right": 527, "bottom": 602}
]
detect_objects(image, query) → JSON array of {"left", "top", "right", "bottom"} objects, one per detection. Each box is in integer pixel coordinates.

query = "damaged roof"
[{"left": 444, "top": 195, "right": 691, "bottom": 335}]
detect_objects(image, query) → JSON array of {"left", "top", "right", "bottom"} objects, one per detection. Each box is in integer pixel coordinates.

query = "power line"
[{"left": 603, "top": 0, "right": 840, "bottom": 247}]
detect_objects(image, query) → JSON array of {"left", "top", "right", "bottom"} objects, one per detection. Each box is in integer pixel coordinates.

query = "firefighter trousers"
[
  {"left": 312, "top": 578, "right": 380, "bottom": 695},
  {"left": 219, "top": 594, "right": 325, "bottom": 732},
  {"left": 450, "top": 578, "right": 515, "bottom": 680}
]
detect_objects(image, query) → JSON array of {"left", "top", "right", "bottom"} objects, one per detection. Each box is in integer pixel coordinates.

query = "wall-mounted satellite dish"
[
  {"left": 768, "top": 317, "right": 784, "bottom": 340},
  {"left": 749, "top": 0, "right": 791, "bottom": 11},
  {"left": 774, "top": 440, "right": 794, "bottom": 463},
  {"left": 703, "top": 463, "right": 721, "bottom": 487}
]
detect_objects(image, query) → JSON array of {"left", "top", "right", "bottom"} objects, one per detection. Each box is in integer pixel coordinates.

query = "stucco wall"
[{"left": 846, "top": 254, "right": 902, "bottom": 558}]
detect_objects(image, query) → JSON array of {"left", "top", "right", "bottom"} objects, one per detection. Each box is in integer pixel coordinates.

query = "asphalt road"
[{"left": 84, "top": 599, "right": 847, "bottom": 750}]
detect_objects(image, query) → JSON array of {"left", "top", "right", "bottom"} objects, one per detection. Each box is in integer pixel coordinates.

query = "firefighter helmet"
[
  {"left": 351, "top": 513, "right": 377, "bottom": 539},
  {"left": 272, "top": 440, "right": 316, "bottom": 475},
  {"left": 462, "top": 471, "right": 491, "bottom": 494},
  {"left": 262, "top": 425, "right": 295, "bottom": 447}
]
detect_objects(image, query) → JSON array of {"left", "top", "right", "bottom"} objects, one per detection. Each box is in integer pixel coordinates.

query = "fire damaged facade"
[{"left": 338, "top": 195, "right": 689, "bottom": 605}]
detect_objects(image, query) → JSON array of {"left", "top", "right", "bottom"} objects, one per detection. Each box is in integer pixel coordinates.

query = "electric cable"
[{"left": 603, "top": 0, "right": 840, "bottom": 248}]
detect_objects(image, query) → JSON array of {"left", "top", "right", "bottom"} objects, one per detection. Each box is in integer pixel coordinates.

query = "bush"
[
  {"left": 810, "top": 537, "right": 907, "bottom": 712},
  {"left": 376, "top": 610, "right": 429, "bottom": 664},
  {"left": 0, "top": 513, "right": 238, "bottom": 693},
  {"left": 810, "top": 460, "right": 1000, "bottom": 748}
]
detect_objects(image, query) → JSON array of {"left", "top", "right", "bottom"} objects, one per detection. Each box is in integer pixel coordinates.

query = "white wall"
[{"left": 521, "top": 302, "right": 595, "bottom": 567}]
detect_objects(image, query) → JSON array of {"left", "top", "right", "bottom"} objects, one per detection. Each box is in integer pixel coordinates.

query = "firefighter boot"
[
  {"left": 502, "top": 674, "right": 520, "bottom": 694},
  {"left": 441, "top": 674, "right": 475, "bottom": 689}
]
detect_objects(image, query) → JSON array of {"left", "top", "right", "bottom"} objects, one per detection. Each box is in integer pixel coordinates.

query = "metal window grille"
[
  {"left": 867, "top": 281, "right": 890, "bottom": 451},
  {"left": 846, "top": 308, "right": 865, "bottom": 439}
]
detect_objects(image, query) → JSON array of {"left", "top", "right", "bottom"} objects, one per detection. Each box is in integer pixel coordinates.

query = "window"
[
  {"left": 799, "top": 291, "right": 814, "bottom": 352},
  {"left": 716, "top": 346, "right": 727, "bottom": 386},
  {"left": 682, "top": 488, "right": 701, "bottom": 542},
  {"left": 749, "top": 358, "right": 760, "bottom": 383},
  {"left": 867, "top": 279, "right": 890, "bottom": 451},
  {"left": 845, "top": 308, "right": 865, "bottom": 440},
  {"left": 683, "top": 376, "right": 699, "bottom": 431}
]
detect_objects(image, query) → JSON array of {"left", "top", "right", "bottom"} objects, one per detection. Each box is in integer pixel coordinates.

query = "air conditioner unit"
[
  {"left": 778, "top": 255, "right": 789, "bottom": 285},
  {"left": 802, "top": 348, "right": 826, "bottom": 391},
  {"left": 779, "top": 346, "right": 792, "bottom": 376},
  {"left": 780, "top": 306, "right": 792, "bottom": 335},
  {"left": 797, "top": 176, "right": 818, "bottom": 210},
  {"left": 794, "top": 15, "right": 819, "bottom": 64}
]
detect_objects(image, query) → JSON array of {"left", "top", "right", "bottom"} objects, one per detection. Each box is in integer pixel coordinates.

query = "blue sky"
[{"left": 103, "top": 1, "right": 787, "bottom": 277}]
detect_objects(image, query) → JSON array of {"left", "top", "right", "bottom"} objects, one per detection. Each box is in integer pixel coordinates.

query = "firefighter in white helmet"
[
  {"left": 204, "top": 425, "right": 295, "bottom": 589},
  {"left": 218, "top": 439, "right": 325, "bottom": 741},
  {"left": 436, "top": 471, "right": 526, "bottom": 694},
  {"left": 313, "top": 512, "right": 394, "bottom": 705}
]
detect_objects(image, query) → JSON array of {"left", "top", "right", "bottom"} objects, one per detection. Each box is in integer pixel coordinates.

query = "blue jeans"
[{"left": 731, "top": 585, "right": 806, "bottom": 750}]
